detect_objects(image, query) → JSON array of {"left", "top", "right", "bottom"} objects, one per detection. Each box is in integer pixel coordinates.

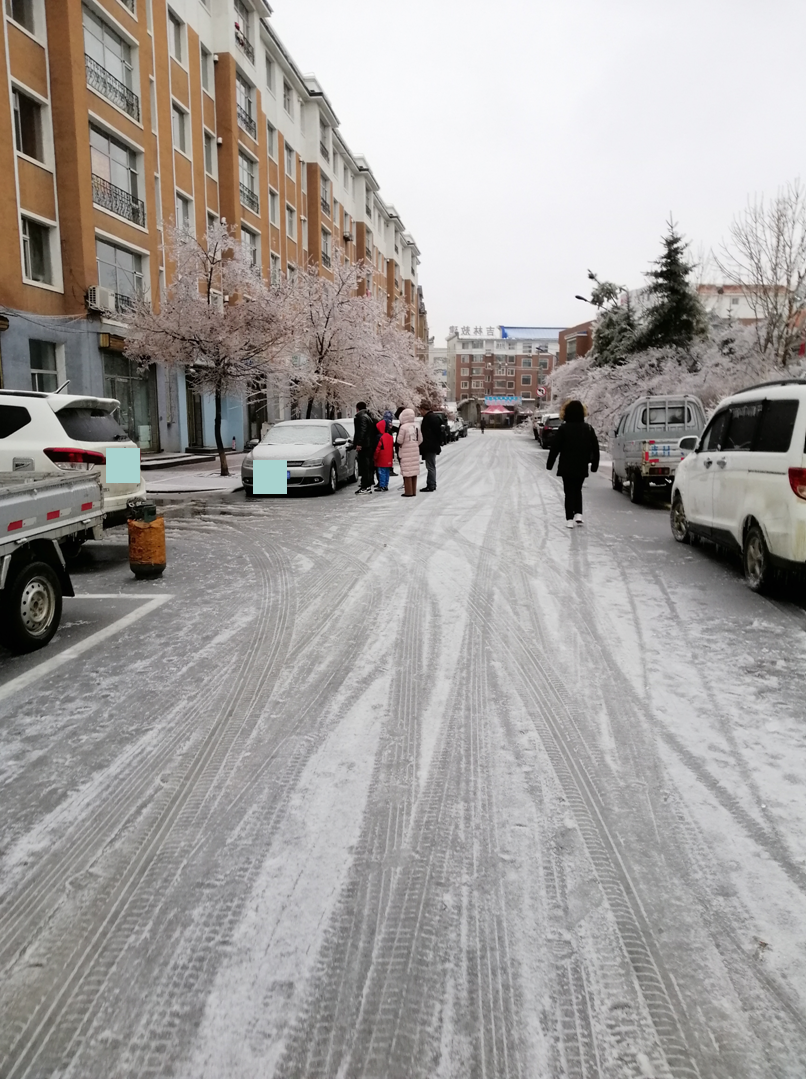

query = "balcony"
[
  {"left": 321, "top": 252, "right": 331, "bottom": 269},
  {"left": 85, "top": 55, "right": 140, "bottom": 121},
  {"left": 320, "top": 195, "right": 330, "bottom": 216},
  {"left": 92, "top": 174, "right": 146, "bottom": 227},
  {"left": 319, "top": 140, "right": 329, "bottom": 163},
  {"left": 235, "top": 28, "right": 254, "bottom": 64},
  {"left": 236, "top": 104, "right": 256, "bottom": 139},
  {"left": 240, "top": 183, "right": 259, "bottom": 213}
]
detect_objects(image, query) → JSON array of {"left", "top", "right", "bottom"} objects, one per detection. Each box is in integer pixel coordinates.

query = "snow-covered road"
[{"left": 1, "top": 429, "right": 805, "bottom": 1079}]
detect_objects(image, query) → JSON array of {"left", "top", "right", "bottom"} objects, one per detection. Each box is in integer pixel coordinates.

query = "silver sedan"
[{"left": 242, "top": 419, "right": 357, "bottom": 496}]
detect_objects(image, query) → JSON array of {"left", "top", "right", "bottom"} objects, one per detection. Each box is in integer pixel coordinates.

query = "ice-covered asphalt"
[{"left": 1, "top": 429, "right": 805, "bottom": 1079}]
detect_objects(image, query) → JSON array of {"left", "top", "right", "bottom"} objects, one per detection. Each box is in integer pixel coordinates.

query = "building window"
[
  {"left": 207, "top": 211, "right": 218, "bottom": 231},
  {"left": 301, "top": 217, "right": 307, "bottom": 250},
  {"left": 507, "top": 381, "right": 515, "bottom": 389},
  {"left": 172, "top": 104, "right": 187, "bottom": 153},
  {"left": 96, "top": 238, "right": 143, "bottom": 312},
  {"left": 90, "top": 125, "right": 145, "bottom": 226},
  {"left": 6, "top": 0, "right": 35, "bottom": 32},
  {"left": 236, "top": 74, "right": 256, "bottom": 138},
  {"left": 265, "top": 52, "right": 274, "bottom": 94},
  {"left": 266, "top": 121, "right": 277, "bottom": 159},
  {"left": 521, "top": 358, "right": 532, "bottom": 368},
  {"left": 286, "top": 204, "right": 296, "bottom": 239},
  {"left": 241, "top": 226, "right": 258, "bottom": 268},
  {"left": 270, "top": 252, "right": 281, "bottom": 285},
  {"left": 29, "top": 340, "right": 58, "bottom": 391},
  {"left": 320, "top": 175, "right": 330, "bottom": 216},
  {"left": 239, "top": 152, "right": 258, "bottom": 212},
  {"left": 522, "top": 391, "right": 532, "bottom": 399},
  {"left": 12, "top": 89, "right": 43, "bottom": 161},
  {"left": 22, "top": 217, "right": 52, "bottom": 283},
  {"left": 83, "top": 6, "right": 139, "bottom": 120},
  {"left": 168, "top": 10, "right": 183, "bottom": 62},
  {"left": 269, "top": 188, "right": 279, "bottom": 225},
  {"left": 319, "top": 120, "right": 329, "bottom": 163},
  {"left": 284, "top": 142, "right": 294, "bottom": 178},
  {"left": 204, "top": 131, "right": 215, "bottom": 176},
  {"left": 321, "top": 228, "right": 331, "bottom": 268},
  {"left": 520, "top": 374, "right": 532, "bottom": 385},
  {"left": 175, "top": 192, "right": 191, "bottom": 230},
  {"left": 200, "top": 46, "right": 212, "bottom": 93},
  {"left": 460, "top": 381, "right": 469, "bottom": 389},
  {"left": 233, "top": 0, "right": 253, "bottom": 62},
  {"left": 471, "top": 380, "right": 483, "bottom": 389},
  {"left": 282, "top": 79, "right": 293, "bottom": 116},
  {"left": 460, "top": 368, "right": 469, "bottom": 376}
]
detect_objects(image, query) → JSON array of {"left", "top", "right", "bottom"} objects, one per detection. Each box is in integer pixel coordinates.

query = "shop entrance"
[{"left": 103, "top": 354, "right": 159, "bottom": 451}]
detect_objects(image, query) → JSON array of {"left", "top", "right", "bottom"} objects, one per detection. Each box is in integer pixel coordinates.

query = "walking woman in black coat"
[{"left": 546, "top": 400, "right": 600, "bottom": 527}]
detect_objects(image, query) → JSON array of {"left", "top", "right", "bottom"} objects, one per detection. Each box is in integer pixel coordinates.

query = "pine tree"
[
  {"left": 636, "top": 219, "right": 708, "bottom": 350},
  {"left": 592, "top": 298, "right": 637, "bottom": 366}
]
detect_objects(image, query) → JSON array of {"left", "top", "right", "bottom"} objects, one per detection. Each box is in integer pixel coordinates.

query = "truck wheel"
[
  {"left": 0, "top": 561, "right": 62, "bottom": 653},
  {"left": 670, "top": 494, "right": 691, "bottom": 544},
  {"left": 629, "top": 476, "right": 644, "bottom": 504},
  {"left": 611, "top": 466, "right": 623, "bottom": 492},
  {"left": 743, "top": 524, "right": 772, "bottom": 593}
]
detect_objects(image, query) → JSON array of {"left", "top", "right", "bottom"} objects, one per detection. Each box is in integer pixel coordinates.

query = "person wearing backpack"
[
  {"left": 373, "top": 420, "right": 394, "bottom": 491},
  {"left": 396, "top": 407, "right": 423, "bottom": 497},
  {"left": 546, "top": 399, "right": 600, "bottom": 527}
]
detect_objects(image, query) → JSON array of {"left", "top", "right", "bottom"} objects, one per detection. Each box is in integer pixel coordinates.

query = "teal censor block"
[
  {"left": 106, "top": 445, "right": 141, "bottom": 484},
  {"left": 253, "top": 459, "right": 287, "bottom": 495}
]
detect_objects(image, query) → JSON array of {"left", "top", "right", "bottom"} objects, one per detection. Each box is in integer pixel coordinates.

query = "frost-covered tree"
[
  {"left": 635, "top": 219, "right": 708, "bottom": 350},
  {"left": 126, "top": 223, "right": 294, "bottom": 475},
  {"left": 715, "top": 179, "right": 806, "bottom": 365}
]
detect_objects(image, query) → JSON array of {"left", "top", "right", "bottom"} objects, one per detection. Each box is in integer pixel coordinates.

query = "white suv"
[
  {"left": 670, "top": 379, "right": 806, "bottom": 590},
  {"left": 0, "top": 389, "right": 146, "bottom": 529}
]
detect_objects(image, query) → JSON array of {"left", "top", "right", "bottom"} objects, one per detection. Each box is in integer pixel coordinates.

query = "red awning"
[{"left": 481, "top": 404, "right": 512, "bottom": 414}]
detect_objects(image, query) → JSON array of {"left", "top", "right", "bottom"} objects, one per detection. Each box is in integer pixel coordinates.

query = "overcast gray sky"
[{"left": 272, "top": 0, "right": 804, "bottom": 342}]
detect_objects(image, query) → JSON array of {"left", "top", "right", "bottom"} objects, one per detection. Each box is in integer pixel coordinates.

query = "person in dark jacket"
[
  {"left": 546, "top": 399, "right": 600, "bottom": 527},
  {"left": 419, "top": 399, "right": 443, "bottom": 492},
  {"left": 353, "top": 401, "right": 379, "bottom": 494}
]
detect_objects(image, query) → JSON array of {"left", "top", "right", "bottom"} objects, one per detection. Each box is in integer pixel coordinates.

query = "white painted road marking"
[{"left": 0, "top": 594, "right": 173, "bottom": 704}]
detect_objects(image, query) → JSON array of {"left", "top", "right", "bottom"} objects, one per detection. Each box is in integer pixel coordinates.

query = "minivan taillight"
[
  {"left": 788, "top": 468, "right": 806, "bottom": 500},
  {"left": 44, "top": 447, "right": 106, "bottom": 471}
]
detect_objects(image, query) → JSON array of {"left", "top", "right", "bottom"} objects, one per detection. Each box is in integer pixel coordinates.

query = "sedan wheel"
[
  {"left": 325, "top": 463, "right": 338, "bottom": 494},
  {"left": 670, "top": 495, "right": 691, "bottom": 544},
  {"left": 743, "top": 524, "right": 772, "bottom": 592}
]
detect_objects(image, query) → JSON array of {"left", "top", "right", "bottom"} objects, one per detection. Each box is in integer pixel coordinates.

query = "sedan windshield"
[{"left": 264, "top": 425, "right": 330, "bottom": 446}]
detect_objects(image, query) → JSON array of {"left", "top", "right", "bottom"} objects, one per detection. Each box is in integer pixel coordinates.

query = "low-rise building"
[{"left": 558, "top": 320, "right": 594, "bottom": 366}]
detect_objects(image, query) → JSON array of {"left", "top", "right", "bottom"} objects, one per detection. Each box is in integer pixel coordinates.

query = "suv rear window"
[
  {"left": 755, "top": 399, "right": 799, "bottom": 453},
  {"left": 0, "top": 404, "right": 32, "bottom": 438},
  {"left": 56, "top": 407, "right": 128, "bottom": 442}
]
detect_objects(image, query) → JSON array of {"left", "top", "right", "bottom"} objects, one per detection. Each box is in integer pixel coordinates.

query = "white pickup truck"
[
  {"left": 0, "top": 473, "right": 104, "bottom": 652},
  {"left": 611, "top": 395, "right": 706, "bottom": 503}
]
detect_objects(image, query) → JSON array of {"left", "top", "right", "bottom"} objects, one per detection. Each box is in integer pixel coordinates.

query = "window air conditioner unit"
[
  {"left": 87, "top": 285, "right": 116, "bottom": 312},
  {"left": 343, "top": 230, "right": 353, "bottom": 242}
]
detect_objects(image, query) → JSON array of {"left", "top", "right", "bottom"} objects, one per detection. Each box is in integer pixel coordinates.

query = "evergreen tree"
[
  {"left": 592, "top": 299, "right": 638, "bottom": 366},
  {"left": 636, "top": 219, "right": 708, "bottom": 350}
]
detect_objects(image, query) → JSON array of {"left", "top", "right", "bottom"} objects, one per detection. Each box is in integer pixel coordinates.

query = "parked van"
[
  {"left": 671, "top": 379, "right": 806, "bottom": 591},
  {"left": 611, "top": 395, "right": 706, "bottom": 502}
]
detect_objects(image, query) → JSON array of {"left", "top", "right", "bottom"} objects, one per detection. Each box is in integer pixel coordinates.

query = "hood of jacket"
[
  {"left": 399, "top": 408, "right": 416, "bottom": 424},
  {"left": 376, "top": 420, "right": 388, "bottom": 436}
]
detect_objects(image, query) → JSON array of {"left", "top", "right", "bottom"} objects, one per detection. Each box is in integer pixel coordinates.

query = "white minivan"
[
  {"left": 0, "top": 389, "right": 146, "bottom": 530},
  {"left": 670, "top": 379, "right": 806, "bottom": 590}
]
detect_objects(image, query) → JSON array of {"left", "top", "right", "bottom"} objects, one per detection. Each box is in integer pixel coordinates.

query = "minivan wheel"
[
  {"left": 629, "top": 476, "right": 644, "bottom": 504},
  {"left": 743, "top": 524, "right": 772, "bottom": 593},
  {"left": 670, "top": 495, "right": 691, "bottom": 544},
  {"left": 611, "top": 466, "right": 623, "bottom": 492}
]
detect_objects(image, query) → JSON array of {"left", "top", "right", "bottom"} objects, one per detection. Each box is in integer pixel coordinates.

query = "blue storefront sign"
[{"left": 484, "top": 395, "right": 520, "bottom": 405}]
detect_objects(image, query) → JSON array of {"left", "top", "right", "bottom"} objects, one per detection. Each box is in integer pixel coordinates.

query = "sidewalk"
[{"left": 144, "top": 453, "right": 246, "bottom": 494}]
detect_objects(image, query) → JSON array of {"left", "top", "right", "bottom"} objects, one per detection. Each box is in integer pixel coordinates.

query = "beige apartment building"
[{"left": 0, "top": 0, "right": 426, "bottom": 450}]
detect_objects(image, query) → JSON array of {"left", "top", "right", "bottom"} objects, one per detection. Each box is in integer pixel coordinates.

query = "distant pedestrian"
[
  {"left": 353, "top": 400, "right": 379, "bottom": 494},
  {"left": 419, "top": 399, "right": 442, "bottom": 492},
  {"left": 396, "top": 407, "right": 423, "bottom": 497},
  {"left": 373, "top": 420, "right": 394, "bottom": 491},
  {"left": 546, "top": 399, "right": 600, "bottom": 527},
  {"left": 480, "top": 416, "right": 486, "bottom": 434}
]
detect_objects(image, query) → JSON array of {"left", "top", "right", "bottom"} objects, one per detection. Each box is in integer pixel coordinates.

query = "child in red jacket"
[{"left": 373, "top": 420, "right": 394, "bottom": 491}]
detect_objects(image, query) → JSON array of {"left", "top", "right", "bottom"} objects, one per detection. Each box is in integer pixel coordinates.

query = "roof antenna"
[{"left": 56, "top": 380, "right": 70, "bottom": 393}]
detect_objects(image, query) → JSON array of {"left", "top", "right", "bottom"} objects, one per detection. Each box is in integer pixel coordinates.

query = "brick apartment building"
[
  {"left": 446, "top": 326, "right": 562, "bottom": 422},
  {"left": 0, "top": 0, "right": 426, "bottom": 450},
  {"left": 558, "top": 320, "right": 594, "bottom": 366}
]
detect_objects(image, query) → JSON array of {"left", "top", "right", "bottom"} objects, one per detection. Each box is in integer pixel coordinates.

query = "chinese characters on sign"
[{"left": 449, "top": 325, "right": 496, "bottom": 336}]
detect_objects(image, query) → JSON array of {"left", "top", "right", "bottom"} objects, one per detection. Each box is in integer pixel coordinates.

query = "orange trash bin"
[{"left": 128, "top": 513, "right": 166, "bottom": 578}]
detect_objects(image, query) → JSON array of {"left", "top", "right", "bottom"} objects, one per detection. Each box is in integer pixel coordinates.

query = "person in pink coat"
[{"left": 395, "top": 407, "right": 423, "bottom": 497}]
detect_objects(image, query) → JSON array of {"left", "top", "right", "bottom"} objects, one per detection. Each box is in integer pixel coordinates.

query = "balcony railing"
[
  {"left": 319, "top": 140, "right": 329, "bottom": 162},
  {"left": 321, "top": 251, "right": 331, "bottom": 269},
  {"left": 236, "top": 103, "right": 257, "bottom": 138},
  {"left": 85, "top": 55, "right": 140, "bottom": 121},
  {"left": 240, "top": 183, "right": 259, "bottom": 213},
  {"left": 92, "top": 174, "right": 146, "bottom": 227},
  {"left": 320, "top": 195, "right": 330, "bottom": 216},
  {"left": 235, "top": 29, "right": 254, "bottom": 63}
]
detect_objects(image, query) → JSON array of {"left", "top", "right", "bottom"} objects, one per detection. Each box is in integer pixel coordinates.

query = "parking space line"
[{"left": 0, "top": 595, "right": 173, "bottom": 705}]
